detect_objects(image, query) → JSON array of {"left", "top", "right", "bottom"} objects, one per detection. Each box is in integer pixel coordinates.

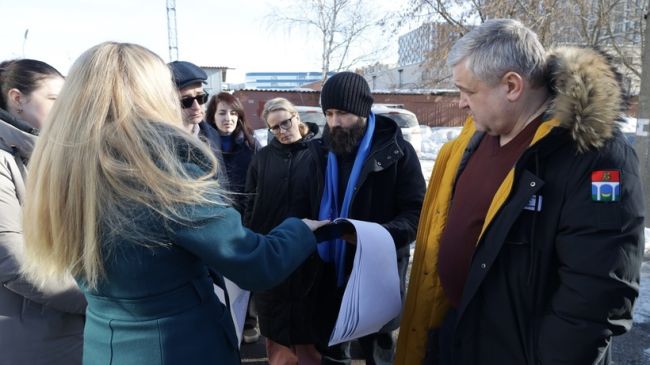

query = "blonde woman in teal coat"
[{"left": 19, "top": 42, "right": 327, "bottom": 365}]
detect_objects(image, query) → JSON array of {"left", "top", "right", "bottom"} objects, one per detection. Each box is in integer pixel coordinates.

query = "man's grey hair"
[{"left": 447, "top": 19, "right": 547, "bottom": 88}]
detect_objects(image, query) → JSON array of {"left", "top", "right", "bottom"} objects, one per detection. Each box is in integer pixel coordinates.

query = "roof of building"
[
  {"left": 233, "top": 87, "right": 459, "bottom": 95},
  {"left": 199, "top": 66, "right": 232, "bottom": 70},
  {"left": 234, "top": 88, "right": 320, "bottom": 93}
]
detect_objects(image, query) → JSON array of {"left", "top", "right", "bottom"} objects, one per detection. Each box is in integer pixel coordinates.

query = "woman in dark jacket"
[
  {"left": 206, "top": 93, "right": 262, "bottom": 344},
  {"left": 0, "top": 58, "right": 86, "bottom": 365},
  {"left": 205, "top": 92, "right": 260, "bottom": 213},
  {"left": 245, "top": 97, "right": 324, "bottom": 364}
]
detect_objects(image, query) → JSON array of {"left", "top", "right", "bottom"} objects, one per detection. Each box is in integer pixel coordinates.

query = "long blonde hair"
[{"left": 22, "top": 42, "right": 226, "bottom": 289}]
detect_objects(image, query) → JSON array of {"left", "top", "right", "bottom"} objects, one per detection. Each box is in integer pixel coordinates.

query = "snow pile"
[
  {"left": 619, "top": 117, "right": 637, "bottom": 134},
  {"left": 420, "top": 126, "right": 462, "bottom": 161}
]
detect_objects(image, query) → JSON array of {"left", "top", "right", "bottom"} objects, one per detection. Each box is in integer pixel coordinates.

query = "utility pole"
[
  {"left": 635, "top": 4, "right": 650, "bottom": 223},
  {"left": 22, "top": 29, "right": 29, "bottom": 58},
  {"left": 166, "top": 0, "right": 179, "bottom": 62}
]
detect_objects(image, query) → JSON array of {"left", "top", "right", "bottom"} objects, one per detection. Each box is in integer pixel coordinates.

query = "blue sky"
[{"left": 0, "top": 0, "right": 407, "bottom": 83}]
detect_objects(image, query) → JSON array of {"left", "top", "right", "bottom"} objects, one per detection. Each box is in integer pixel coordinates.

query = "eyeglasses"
[
  {"left": 268, "top": 117, "right": 293, "bottom": 134},
  {"left": 180, "top": 93, "right": 209, "bottom": 109}
]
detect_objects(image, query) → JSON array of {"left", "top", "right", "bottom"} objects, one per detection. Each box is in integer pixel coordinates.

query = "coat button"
[
  {"left": 480, "top": 263, "right": 487, "bottom": 269},
  {"left": 530, "top": 182, "right": 536, "bottom": 187}
]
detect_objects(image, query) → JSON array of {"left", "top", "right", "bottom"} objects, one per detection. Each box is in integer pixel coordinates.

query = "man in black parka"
[
  {"left": 396, "top": 19, "right": 645, "bottom": 365},
  {"left": 314, "top": 71, "right": 426, "bottom": 365}
]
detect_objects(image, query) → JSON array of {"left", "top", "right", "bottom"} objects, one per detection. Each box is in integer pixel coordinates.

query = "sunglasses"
[
  {"left": 180, "top": 93, "right": 209, "bottom": 109},
  {"left": 268, "top": 117, "right": 293, "bottom": 134}
]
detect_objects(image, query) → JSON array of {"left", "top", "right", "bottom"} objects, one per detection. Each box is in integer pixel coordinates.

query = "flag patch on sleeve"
[{"left": 591, "top": 170, "right": 620, "bottom": 202}]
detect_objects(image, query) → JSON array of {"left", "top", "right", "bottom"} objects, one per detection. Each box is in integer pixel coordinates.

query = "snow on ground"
[
  {"left": 420, "top": 126, "right": 461, "bottom": 161},
  {"left": 418, "top": 126, "right": 461, "bottom": 182}
]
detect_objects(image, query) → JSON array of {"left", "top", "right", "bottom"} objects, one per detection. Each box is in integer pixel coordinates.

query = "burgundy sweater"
[{"left": 437, "top": 117, "right": 542, "bottom": 307}]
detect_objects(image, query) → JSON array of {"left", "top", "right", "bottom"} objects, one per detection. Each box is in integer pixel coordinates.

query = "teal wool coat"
[{"left": 79, "top": 197, "right": 316, "bottom": 365}]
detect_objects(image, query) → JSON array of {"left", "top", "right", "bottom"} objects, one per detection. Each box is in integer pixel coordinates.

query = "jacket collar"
[
  {"left": 269, "top": 133, "right": 313, "bottom": 151},
  {"left": 355, "top": 115, "right": 404, "bottom": 183},
  {"left": 0, "top": 108, "right": 38, "bottom": 160}
]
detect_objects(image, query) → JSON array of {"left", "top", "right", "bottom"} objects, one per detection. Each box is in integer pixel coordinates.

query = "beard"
[{"left": 323, "top": 117, "right": 367, "bottom": 156}]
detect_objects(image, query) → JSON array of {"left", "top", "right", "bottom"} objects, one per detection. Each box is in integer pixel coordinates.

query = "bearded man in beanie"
[{"left": 314, "top": 71, "right": 426, "bottom": 365}]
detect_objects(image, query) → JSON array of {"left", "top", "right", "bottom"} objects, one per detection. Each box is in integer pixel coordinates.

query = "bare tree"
[
  {"left": 269, "top": 0, "right": 390, "bottom": 80},
  {"left": 405, "top": 0, "right": 644, "bottom": 91}
]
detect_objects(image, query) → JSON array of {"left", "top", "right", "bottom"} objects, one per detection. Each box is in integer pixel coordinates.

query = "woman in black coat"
[
  {"left": 244, "top": 97, "right": 324, "bottom": 364},
  {"left": 206, "top": 92, "right": 262, "bottom": 344}
]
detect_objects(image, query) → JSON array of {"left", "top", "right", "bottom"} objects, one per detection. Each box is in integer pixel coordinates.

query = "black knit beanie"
[{"left": 320, "top": 72, "right": 373, "bottom": 117}]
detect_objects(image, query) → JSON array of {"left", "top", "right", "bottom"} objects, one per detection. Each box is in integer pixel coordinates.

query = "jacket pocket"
[{"left": 594, "top": 202, "right": 623, "bottom": 230}]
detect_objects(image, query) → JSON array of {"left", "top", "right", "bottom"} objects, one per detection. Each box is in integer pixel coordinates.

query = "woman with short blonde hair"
[
  {"left": 245, "top": 97, "right": 323, "bottom": 364},
  {"left": 262, "top": 97, "right": 310, "bottom": 137},
  {"left": 22, "top": 42, "right": 325, "bottom": 365}
]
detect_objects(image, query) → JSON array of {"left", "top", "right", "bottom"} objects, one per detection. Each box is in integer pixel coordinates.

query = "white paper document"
[
  {"left": 214, "top": 278, "right": 250, "bottom": 347},
  {"left": 328, "top": 218, "right": 402, "bottom": 346}
]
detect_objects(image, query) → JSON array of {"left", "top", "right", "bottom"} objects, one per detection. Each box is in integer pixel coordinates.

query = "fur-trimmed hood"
[{"left": 547, "top": 46, "right": 625, "bottom": 152}]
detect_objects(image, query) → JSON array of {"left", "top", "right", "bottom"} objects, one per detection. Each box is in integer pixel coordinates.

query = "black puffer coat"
[
  {"left": 244, "top": 124, "right": 323, "bottom": 346},
  {"left": 396, "top": 47, "right": 645, "bottom": 365},
  {"left": 312, "top": 114, "right": 426, "bottom": 343}
]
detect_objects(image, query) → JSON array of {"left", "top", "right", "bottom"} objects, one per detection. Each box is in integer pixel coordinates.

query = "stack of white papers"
[
  {"left": 215, "top": 278, "right": 250, "bottom": 347},
  {"left": 328, "top": 218, "right": 402, "bottom": 346}
]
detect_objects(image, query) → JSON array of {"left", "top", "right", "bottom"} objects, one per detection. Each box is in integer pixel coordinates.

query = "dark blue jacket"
[{"left": 199, "top": 122, "right": 259, "bottom": 213}]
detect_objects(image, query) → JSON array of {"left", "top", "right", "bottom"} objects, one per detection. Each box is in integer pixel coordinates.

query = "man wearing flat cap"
[
  {"left": 168, "top": 60, "right": 212, "bottom": 134},
  {"left": 314, "top": 71, "right": 425, "bottom": 365},
  {"left": 168, "top": 60, "right": 262, "bottom": 346},
  {"left": 168, "top": 60, "right": 226, "bottom": 178}
]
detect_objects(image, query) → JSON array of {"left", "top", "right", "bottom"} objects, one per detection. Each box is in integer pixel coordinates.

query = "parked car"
[
  {"left": 371, "top": 105, "right": 422, "bottom": 156},
  {"left": 295, "top": 105, "right": 326, "bottom": 139}
]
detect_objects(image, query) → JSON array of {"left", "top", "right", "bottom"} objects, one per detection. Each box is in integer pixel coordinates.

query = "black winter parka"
[{"left": 244, "top": 131, "right": 323, "bottom": 346}]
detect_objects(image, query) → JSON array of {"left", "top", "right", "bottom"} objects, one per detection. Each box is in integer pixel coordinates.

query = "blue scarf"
[{"left": 318, "top": 112, "right": 376, "bottom": 287}]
